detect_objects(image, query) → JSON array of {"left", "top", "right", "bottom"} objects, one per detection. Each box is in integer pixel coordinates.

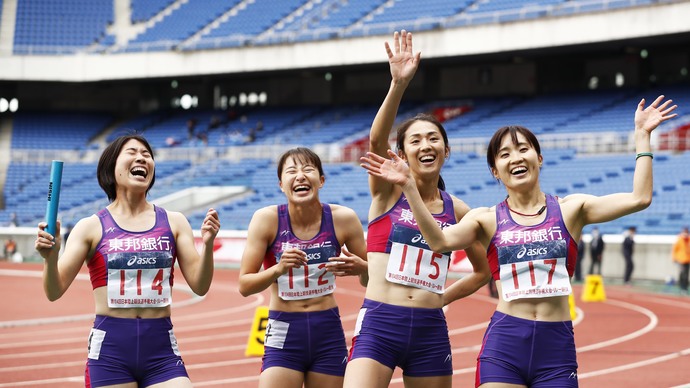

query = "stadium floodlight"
[
  {"left": 180, "top": 94, "right": 193, "bottom": 110},
  {"left": 588, "top": 76, "right": 599, "bottom": 90},
  {"left": 615, "top": 73, "right": 625, "bottom": 87},
  {"left": 9, "top": 98, "right": 18, "bottom": 112},
  {"left": 248, "top": 93, "right": 258, "bottom": 105},
  {"left": 0, "top": 98, "right": 8, "bottom": 113}
]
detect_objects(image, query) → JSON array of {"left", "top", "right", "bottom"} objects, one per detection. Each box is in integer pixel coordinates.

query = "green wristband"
[{"left": 636, "top": 152, "right": 654, "bottom": 160}]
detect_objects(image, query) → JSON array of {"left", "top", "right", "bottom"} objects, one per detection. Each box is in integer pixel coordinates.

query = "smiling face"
[
  {"left": 97, "top": 134, "right": 156, "bottom": 202},
  {"left": 115, "top": 139, "right": 155, "bottom": 191},
  {"left": 398, "top": 120, "right": 449, "bottom": 179},
  {"left": 491, "top": 131, "right": 542, "bottom": 189},
  {"left": 279, "top": 156, "right": 324, "bottom": 204},
  {"left": 277, "top": 148, "right": 325, "bottom": 204}
]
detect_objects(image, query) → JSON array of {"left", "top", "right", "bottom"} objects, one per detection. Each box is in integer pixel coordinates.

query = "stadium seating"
[
  {"left": 2, "top": 86, "right": 689, "bottom": 235},
  {"left": 13, "top": 0, "right": 113, "bottom": 55},
  {"left": 8, "top": 0, "right": 677, "bottom": 53}
]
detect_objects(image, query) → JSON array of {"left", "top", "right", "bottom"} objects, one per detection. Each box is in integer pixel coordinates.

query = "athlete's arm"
[
  {"left": 564, "top": 96, "right": 677, "bottom": 229},
  {"left": 36, "top": 216, "right": 97, "bottom": 301},
  {"left": 369, "top": 30, "right": 421, "bottom": 215},
  {"left": 238, "top": 206, "right": 307, "bottom": 297},
  {"left": 173, "top": 208, "right": 219, "bottom": 296},
  {"left": 362, "top": 149, "right": 482, "bottom": 252},
  {"left": 443, "top": 199, "right": 490, "bottom": 305},
  {"left": 328, "top": 205, "right": 369, "bottom": 287}
]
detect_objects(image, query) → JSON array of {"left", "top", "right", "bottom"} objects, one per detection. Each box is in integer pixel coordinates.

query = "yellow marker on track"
[
  {"left": 245, "top": 306, "right": 269, "bottom": 357},
  {"left": 581, "top": 274, "right": 606, "bottom": 302}
]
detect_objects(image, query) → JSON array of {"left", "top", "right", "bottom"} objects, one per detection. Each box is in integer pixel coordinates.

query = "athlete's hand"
[
  {"left": 634, "top": 95, "right": 677, "bottom": 134},
  {"left": 386, "top": 30, "right": 421, "bottom": 86},
  {"left": 200, "top": 208, "right": 220, "bottom": 244},
  {"left": 275, "top": 248, "right": 308, "bottom": 276},
  {"left": 326, "top": 246, "right": 367, "bottom": 277},
  {"left": 361, "top": 150, "right": 411, "bottom": 187},
  {"left": 35, "top": 220, "right": 61, "bottom": 261}
]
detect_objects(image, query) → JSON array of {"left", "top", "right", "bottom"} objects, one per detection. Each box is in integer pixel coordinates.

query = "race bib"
[
  {"left": 386, "top": 242, "right": 449, "bottom": 294},
  {"left": 498, "top": 241, "right": 571, "bottom": 301},
  {"left": 276, "top": 246, "right": 337, "bottom": 300},
  {"left": 106, "top": 251, "right": 173, "bottom": 308}
]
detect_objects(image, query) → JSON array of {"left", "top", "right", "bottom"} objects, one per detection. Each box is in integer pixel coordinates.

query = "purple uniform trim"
[
  {"left": 476, "top": 311, "right": 578, "bottom": 387},
  {"left": 261, "top": 307, "right": 348, "bottom": 376},
  {"left": 86, "top": 315, "right": 188, "bottom": 387},
  {"left": 349, "top": 299, "right": 453, "bottom": 377}
]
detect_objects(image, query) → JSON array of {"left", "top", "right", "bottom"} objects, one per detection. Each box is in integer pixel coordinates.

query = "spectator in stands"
[
  {"left": 239, "top": 147, "right": 368, "bottom": 388},
  {"left": 622, "top": 226, "right": 636, "bottom": 285},
  {"left": 344, "top": 31, "right": 490, "bottom": 388},
  {"left": 186, "top": 118, "right": 197, "bottom": 140},
  {"left": 35, "top": 134, "right": 220, "bottom": 388},
  {"left": 362, "top": 81, "right": 676, "bottom": 386},
  {"left": 672, "top": 226, "right": 690, "bottom": 294},
  {"left": 589, "top": 226, "right": 605, "bottom": 275},
  {"left": 8, "top": 212, "right": 19, "bottom": 227}
]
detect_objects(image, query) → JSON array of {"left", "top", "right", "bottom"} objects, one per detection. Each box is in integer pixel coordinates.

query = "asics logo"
[
  {"left": 127, "top": 257, "right": 157, "bottom": 266},
  {"left": 411, "top": 234, "right": 426, "bottom": 244},
  {"left": 517, "top": 246, "right": 548, "bottom": 259}
]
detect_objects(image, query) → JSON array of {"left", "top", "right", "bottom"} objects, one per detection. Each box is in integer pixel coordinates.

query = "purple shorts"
[
  {"left": 86, "top": 315, "right": 188, "bottom": 387},
  {"left": 261, "top": 307, "right": 348, "bottom": 376},
  {"left": 348, "top": 299, "right": 453, "bottom": 377},
  {"left": 476, "top": 311, "right": 578, "bottom": 387}
]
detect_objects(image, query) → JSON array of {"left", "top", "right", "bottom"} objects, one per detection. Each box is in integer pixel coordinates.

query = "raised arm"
[
  {"left": 361, "top": 150, "right": 481, "bottom": 252},
  {"left": 35, "top": 217, "right": 96, "bottom": 301},
  {"left": 172, "top": 208, "right": 219, "bottom": 296},
  {"left": 570, "top": 96, "right": 677, "bottom": 226},
  {"left": 369, "top": 30, "right": 421, "bottom": 200}
]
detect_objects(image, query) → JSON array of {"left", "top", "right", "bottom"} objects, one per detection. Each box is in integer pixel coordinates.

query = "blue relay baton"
[{"left": 45, "top": 160, "right": 63, "bottom": 238}]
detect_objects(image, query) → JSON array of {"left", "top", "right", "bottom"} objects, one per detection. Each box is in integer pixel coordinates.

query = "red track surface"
[{"left": 1, "top": 261, "right": 690, "bottom": 387}]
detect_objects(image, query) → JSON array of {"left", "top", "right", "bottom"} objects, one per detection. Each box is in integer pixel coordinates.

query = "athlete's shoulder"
[{"left": 328, "top": 203, "right": 359, "bottom": 219}]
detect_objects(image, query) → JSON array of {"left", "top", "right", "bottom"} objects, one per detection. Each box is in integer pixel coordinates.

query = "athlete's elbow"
[
  {"left": 238, "top": 282, "right": 253, "bottom": 298},
  {"left": 45, "top": 291, "right": 62, "bottom": 302},
  {"left": 193, "top": 285, "right": 211, "bottom": 297},
  {"left": 634, "top": 195, "right": 652, "bottom": 211}
]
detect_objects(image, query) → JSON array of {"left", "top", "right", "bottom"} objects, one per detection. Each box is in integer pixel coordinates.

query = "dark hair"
[
  {"left": 486, "top": 125, "right": 542, "bottom": 172},
  {"left": 277, "top": 147, "right": 325, "bottom": 179},
  {"left": 395, "top": 113, "right": 449, "bottom": 191},
  {"left": 97, "top": 134, "right": 156, "bottom": 202}
]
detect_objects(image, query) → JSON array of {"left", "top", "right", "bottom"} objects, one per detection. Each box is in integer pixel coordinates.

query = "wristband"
[{"left": 635, "top": 152, "right": 653, "bottom": 160}]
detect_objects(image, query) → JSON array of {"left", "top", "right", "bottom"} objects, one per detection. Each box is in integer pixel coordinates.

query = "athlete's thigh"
[
  {"left": 147, "top": 376, "right": 192, "bottom": 388},
  {"left": 259, "top": 366, "right": 305, "bottom": 388},
  {"left": 402, "top": 374, "right": 452, "bottom": 388},
  {"left": 305, "top": 371, "right": 344, "bottom": 388},
  {"left": 343, "top": 358, "right": 394, "bottom": 388}
]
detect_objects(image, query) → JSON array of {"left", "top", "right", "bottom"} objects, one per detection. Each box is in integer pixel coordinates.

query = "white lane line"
[
  {"left": 577, "top": 298, "right": 658, "bottom": 353},
  {"left": 579, "top": 347, "right": 690, "bottom": 378}
]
